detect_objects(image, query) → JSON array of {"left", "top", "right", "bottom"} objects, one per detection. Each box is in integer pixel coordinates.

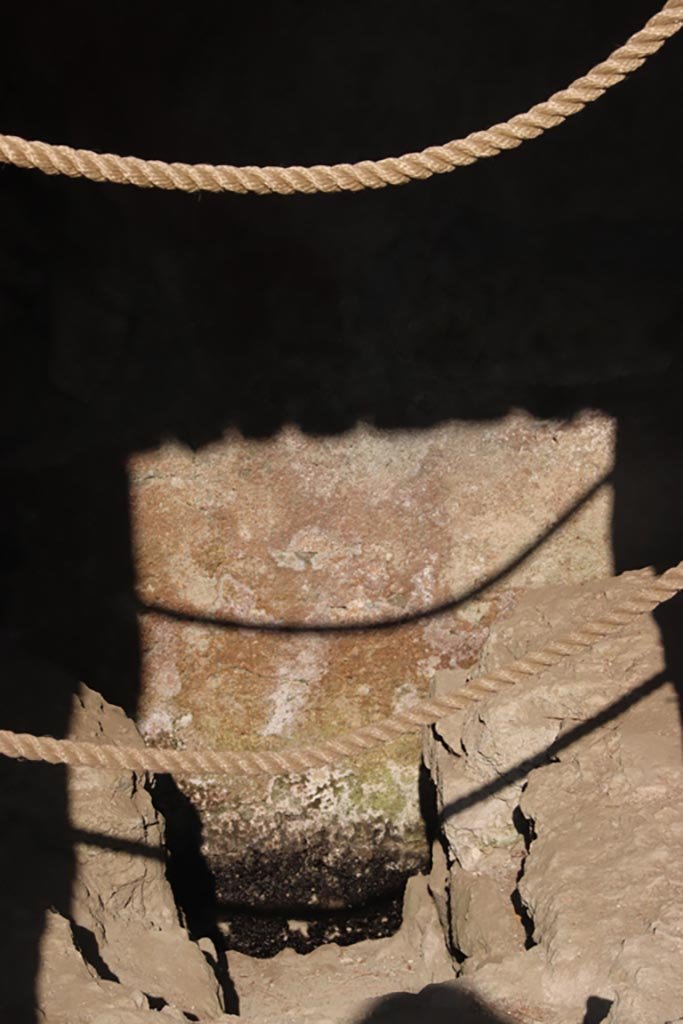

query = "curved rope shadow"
[{"left": 137, "top": 470, "right": 612, "bottom": 634}]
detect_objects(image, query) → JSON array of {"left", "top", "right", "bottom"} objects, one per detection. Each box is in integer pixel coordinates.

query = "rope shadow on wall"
[{"left": 137, "top": 472, "right": 611, "bottom": 634}]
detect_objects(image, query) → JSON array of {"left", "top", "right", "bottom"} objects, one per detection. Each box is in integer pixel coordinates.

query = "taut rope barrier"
[
  {"left": 1, "top": 562, "right": 682, "bottom": 777},
  {"left": 1, "top": 1, "right": 681, "bottom": 195}
]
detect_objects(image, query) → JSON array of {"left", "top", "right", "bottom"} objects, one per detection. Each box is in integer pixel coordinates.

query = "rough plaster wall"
[{"left": 425, "top": 575, "right": 683, "bottom": 1024}]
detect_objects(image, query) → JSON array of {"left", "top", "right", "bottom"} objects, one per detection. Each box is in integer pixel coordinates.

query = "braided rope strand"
[
  {"left": 0, "top": 1, "right": 681, "bottom": 195},
  {"left": 2, "top": 561, "right": 681, "bottom": 777}
]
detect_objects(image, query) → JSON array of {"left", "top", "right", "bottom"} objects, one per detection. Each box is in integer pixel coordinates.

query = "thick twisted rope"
[
  {"left": 1, "top": 562, "right": 682, "bottom": 776},
  {"left": 0, "top": 2, "right": 681, "bottom": 195}
]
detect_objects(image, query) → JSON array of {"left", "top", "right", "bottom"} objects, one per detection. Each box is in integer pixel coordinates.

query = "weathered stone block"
[{"left": 129, "top": 412, "right": 614, "bottom": 933}]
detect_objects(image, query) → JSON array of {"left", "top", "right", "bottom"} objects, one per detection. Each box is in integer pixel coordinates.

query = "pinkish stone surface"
[{"left": 127, "top": 411, "right": 614, "bottom": 946}]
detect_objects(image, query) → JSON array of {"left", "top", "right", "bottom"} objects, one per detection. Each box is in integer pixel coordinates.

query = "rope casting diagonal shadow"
[{"left": 437, "top": 670, "right": 669, "bottom": 826}]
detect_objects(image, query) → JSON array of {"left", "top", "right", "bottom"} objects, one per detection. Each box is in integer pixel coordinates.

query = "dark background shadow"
[
  {"left": 354, "top": 987, "right": 612, "bottom": 1023},
  {"left": 354, "top": 982, "right": 515, "bottom": 1023},
  {"left": 0, "top": 1, "right": 681, "bottom": 1020}
]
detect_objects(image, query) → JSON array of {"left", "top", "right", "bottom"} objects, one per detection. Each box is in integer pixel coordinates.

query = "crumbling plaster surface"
[
  {"left": 1, "top": 683, "right": 225, "bottom": 1023},
  {"left": 426, "top": 574, "right": 683, "bottom": 1024}
]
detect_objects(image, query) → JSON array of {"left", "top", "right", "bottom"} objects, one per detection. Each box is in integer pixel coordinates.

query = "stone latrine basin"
[{"left": 129, "top": 410, "right": 613, "bottom": 951}]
